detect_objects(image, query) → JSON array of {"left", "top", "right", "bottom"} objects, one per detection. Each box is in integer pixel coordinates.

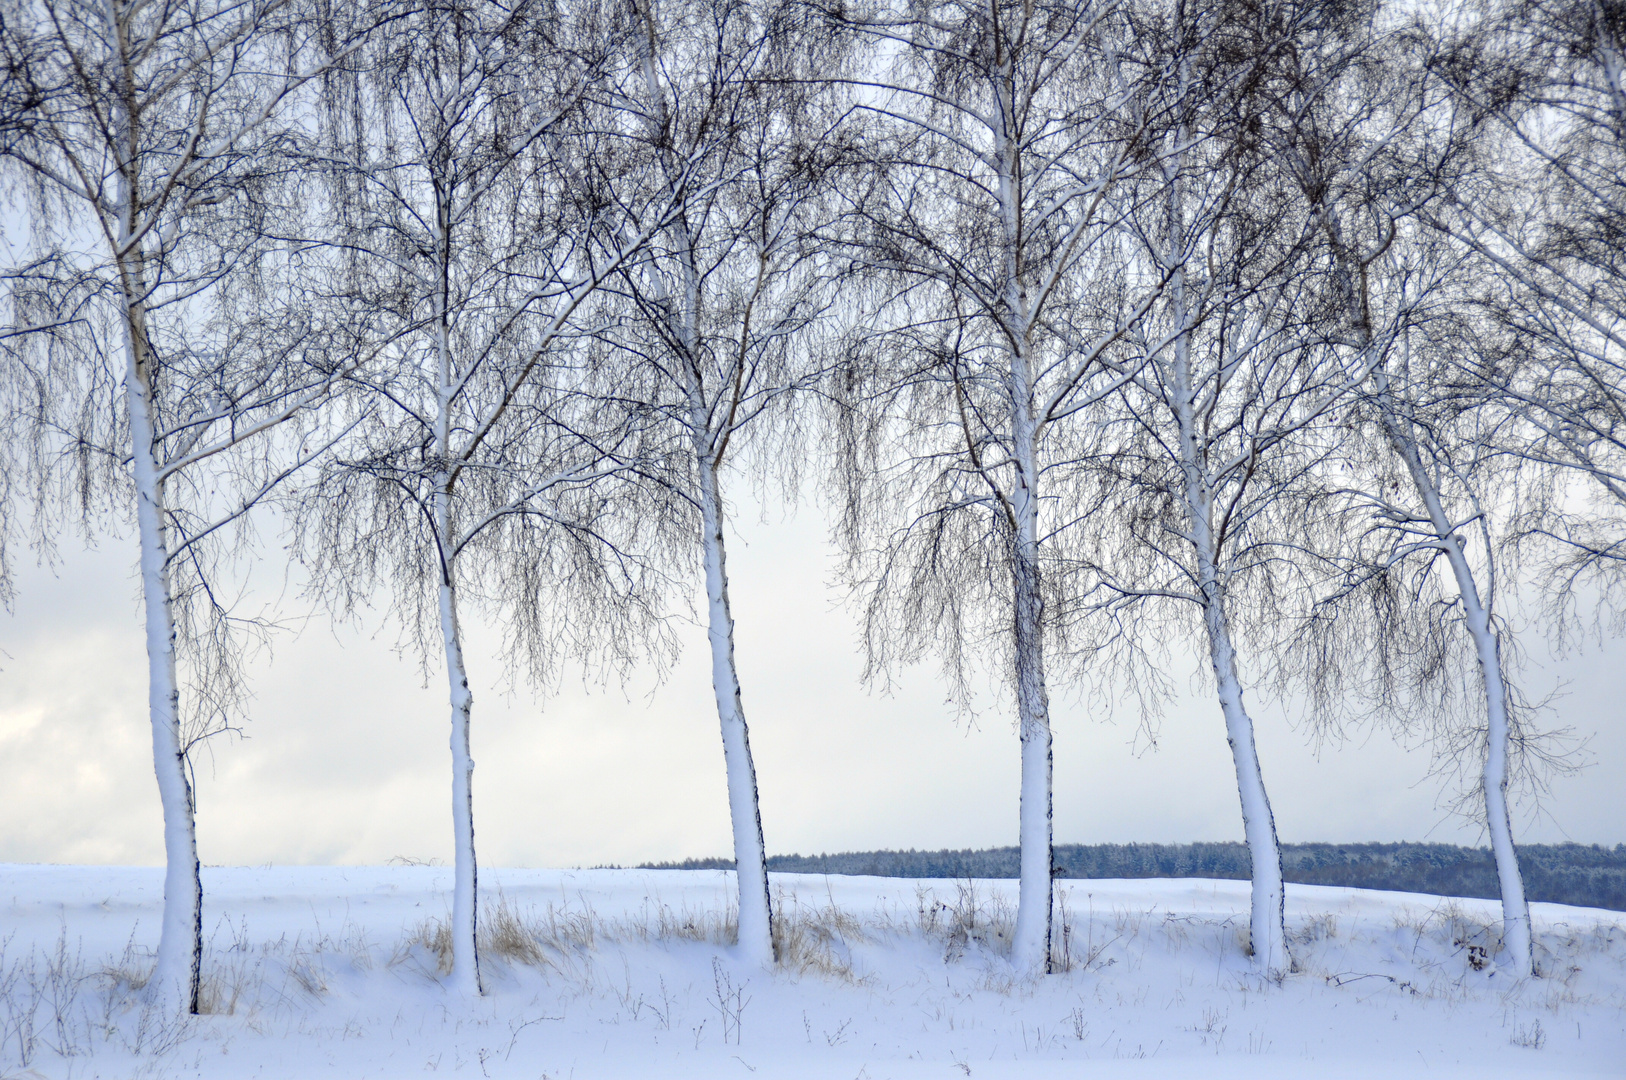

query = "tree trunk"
[
  {"left": 128, "top": 319, "right": 203, "bottom": 1015},
  {"left": 697, "top": 458, "right": 775, "bottom": 967},
  {"left": 1376, "top": 403, "right": 1533, "bottom": 975},
  {"left": 1202, "top": 590, "right": 1288, "bottom": 978},
  {"left": 438, "top": 563, "right": 482, "bottom": 993},
  {"left": 1182, "top": 441, "right": 1288, "bottom": 977},
  {"left": 991, "top": 47, "right": 1054, "bottom": 973},
  {"left": 1166, "top": 176, "right": 1288, "bottom": 976},
  {"left": 433, "top": 316, "right": 479, "bottom": 995},
  {"left": 115, "top": 84, "right": 201, "bottom": 1005},
  {"left": 1009, "top": 430, "right": 1054, "bottom": 976},
  {"left": 430, "top": 176, "right": 481, "bottom": 990},
  {"left": 1462, "top": 576, "right": 1533, "bottom": 975}
]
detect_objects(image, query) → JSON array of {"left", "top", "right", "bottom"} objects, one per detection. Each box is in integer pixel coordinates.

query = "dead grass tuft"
[
  {"left": 404, "top": 893, "right": 607, "bottom": 977},
  {"left": 642, "top": 901, "right": 736, "bottom": 945},
  {"left": 1292, "top": 913, "right": 1338, "bottom": 946},
  {"left": 406, "top": 917, "right": 456, "bottom": 975},
  {"left": 773, "top": 891, "right": 865, "bottom": 981},
  {"left": 482, "top": 900, "right": 546, "bottom": 967},
  {"left": 914, "top": 880, "right": 1015, "bottom": 963}
]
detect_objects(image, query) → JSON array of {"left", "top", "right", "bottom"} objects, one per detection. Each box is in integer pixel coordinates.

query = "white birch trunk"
[
  {"left": 436, "top": 487, "right": 482, "bottom": 998},
  {"left": 109, "top": 35, "right": 202, "bottom": 1011},
  {"left": 433, "top": 181, "right": 481, "bottom": 993},
  {"left": 1322, "top": 188, "right": 1533, "bottom": 975},
  {"left": 1375, "top": 399, "right": 1533, "bottom": 975},
  {"left": 1177, "top": 433, "right": 1289, "bottom": 978},
  {"left": 1008, "top": 461, "right": 1054, "bottom": 977},
  {"left": 439, "top": 560, "right": 482, "bottom": 994},
  {"left": 1202, "top": 591, "right": 1288, "bottom": 977},
  {"left": 1165, "top": 162, "right": 1288, "bottom": 977},
  {"left": 991, "top": 53, "right": 1054, "bottom": 976},
  {"left": 696, "top": 455, "right": 775, "bottom": 967},
  {"left": 128, "top": 317, "right": 203, "bottom": 1015}
]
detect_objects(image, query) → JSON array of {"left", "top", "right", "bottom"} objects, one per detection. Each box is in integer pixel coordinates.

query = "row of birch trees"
[{"left": 2, "top": 0, "right": 1622, "bottom": 1012}]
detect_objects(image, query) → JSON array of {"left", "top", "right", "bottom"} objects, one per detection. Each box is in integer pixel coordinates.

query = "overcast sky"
[{"left": 1, "top": 488, "right": 1622, "bottom": 870}]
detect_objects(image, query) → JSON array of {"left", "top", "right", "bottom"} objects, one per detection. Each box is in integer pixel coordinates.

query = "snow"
[{"left": 1, "top": 866, "right": 1621, "bottom": 1078}]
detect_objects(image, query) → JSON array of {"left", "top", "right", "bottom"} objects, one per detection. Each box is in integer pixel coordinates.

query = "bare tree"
[
  {"left": 1067, "top": 0, "right": 1390, "bottom": 980},
  {"left": 1311, "top": 265, "right": 1544, "bottom": 978},
  {"left": 820, "top": 0, "right": 1162, "bottom": 976},
  {"left": 287, "top": 0, "right": 680, "bottom": 993},
  {"left": 579, "top": 0, "right": 849, "bottom": 967},
  {"left": 1275, "top": 5, "right": 1552, "bottom": 975},
  {"left": 0, "top": 0, "right": 368, "bottom": 1013}
]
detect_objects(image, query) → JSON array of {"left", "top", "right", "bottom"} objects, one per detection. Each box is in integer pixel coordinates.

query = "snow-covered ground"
[{"left": 0, "top": 866, "right": 1621, "bottom": 1078}]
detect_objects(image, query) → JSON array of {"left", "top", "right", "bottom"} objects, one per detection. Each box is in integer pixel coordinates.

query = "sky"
[{"left": 0, "top": 489, "right": 1622, "bottom": 869}]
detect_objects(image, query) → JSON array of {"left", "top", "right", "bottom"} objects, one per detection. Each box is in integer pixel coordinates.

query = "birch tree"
[
  {"left": 0, "top": 0, "right": 366, "bottom": 1014},
  {"left": 822, "top": 0, "right": 1160, "bottom": 976},
  {"left": 1274, "top": 9, "right": 1544, "bottom": 975},
  {"left": 289, "top": 0, "right": 677, "bottom": 994},
  {"left": 1068, "top": 0, "right": 1382, "bottom": 979},
  {"left": 1311, "top": 271, "right": 1542, "bottom": 978},
  {"left": 581, "top": 0, "right": 848, "bottom": 967}
]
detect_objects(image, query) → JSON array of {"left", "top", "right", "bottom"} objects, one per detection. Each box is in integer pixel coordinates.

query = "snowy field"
[{"left": 0, "top": 867, "right": 1622, "bottom": 1079}]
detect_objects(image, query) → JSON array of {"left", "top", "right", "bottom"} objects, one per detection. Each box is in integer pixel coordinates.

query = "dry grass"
[
  {"left": 482, "top": 898, "right": 550, "bottom": 968},
  {"left": 405, "top": 896, "right": 577, "bottom": 975},
  {"left": 914, "top": 880, "right": 1016, "bottom": 963},
  {"left": 638, "top": 900, "right": 736, "bottom": 946},
  {"left": 404, "top": 918, "right": 456, "bottom": 975},
  {"left": 402, "top": 882, "right": 1059, "bottom": 984},
  {"left": 406, "top": 892, "right": 744, "bottom": 979},
  {"left": 1385, "top": 900, "right": 1504, "bottom": 976},
  {"left": 772, "top": 890, "right": 866, "bottom": 981},
  {"left": 1292, "top": 912, "right": 1339, "bottom": 946}
]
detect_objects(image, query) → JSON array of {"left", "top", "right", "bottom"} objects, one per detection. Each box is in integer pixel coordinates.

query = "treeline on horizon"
[{"left": 641, "top": 842, "right": 1626, "bottom": 913}]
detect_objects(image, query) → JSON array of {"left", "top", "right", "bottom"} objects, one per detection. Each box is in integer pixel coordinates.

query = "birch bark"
[
  {"left": 1008, "top": 351, "right": 1054, "bottom": 976},
  {"left": 439, "top": 563, "right": 481, "bottom": 993},
  {"left": 697, "top": 454, "right": 775, "bottom": 966},
  {"left": 1009, "top": 455, "right": 1055, "bottom": 976},
  {"left": 1372, "top": 386, "right": 1533, "bottom": 974},
  {"left": 126, "top": 292, "right": 203, "bottom": 1014},
  {"left": 995, "top": 47, "right": 1053, "bottom": 977},
  {"left": 627, "top": 0, "right": 779, "bottom": 964},
  {"left": 110, "top": 34, "right": 202, "bottom": 1010},
  {"left": 1162, "top": 141, "right": 1288, "bottom": 978},
  {"left": 434, "top": 168, "right": 482, "bottom": 993},
  {"left": 1171, "top": 317, "right": 1289, "bottom": 980}
]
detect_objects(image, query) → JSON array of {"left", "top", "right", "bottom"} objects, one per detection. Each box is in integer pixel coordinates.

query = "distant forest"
[{"left": 642, "top": 843, "right": 1626, "bottom": 913}]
